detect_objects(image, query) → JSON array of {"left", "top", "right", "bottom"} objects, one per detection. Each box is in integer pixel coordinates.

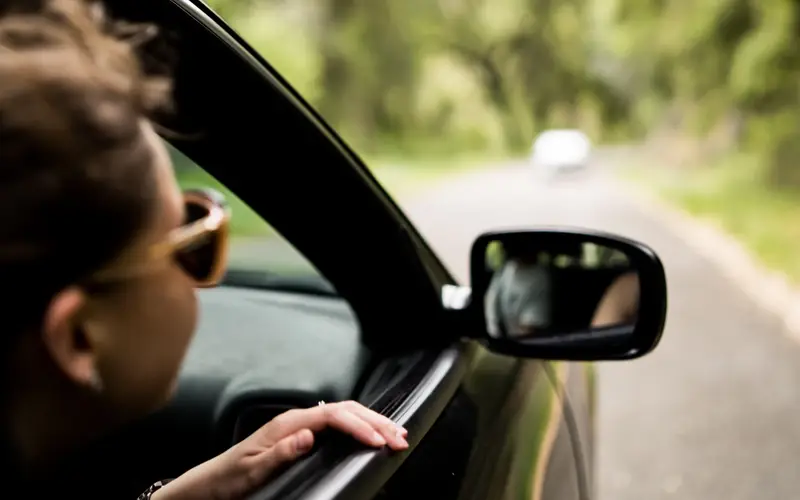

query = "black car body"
[{"left": 45, "top": 2, "right": 665, "bottom": 499}]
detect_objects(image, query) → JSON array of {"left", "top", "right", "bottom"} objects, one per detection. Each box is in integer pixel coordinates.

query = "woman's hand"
[{"left": 152, "top": 401, "right": 408, "bottom": 500}]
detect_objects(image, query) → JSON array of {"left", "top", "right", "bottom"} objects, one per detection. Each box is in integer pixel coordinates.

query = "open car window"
[{"left": 169, "top": 142, "right": 336, "bottom": 295}]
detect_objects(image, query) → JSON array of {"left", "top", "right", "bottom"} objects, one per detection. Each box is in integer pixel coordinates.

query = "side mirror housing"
[{"left": 465, "top": 228, "right": 668, "bottom": 361}]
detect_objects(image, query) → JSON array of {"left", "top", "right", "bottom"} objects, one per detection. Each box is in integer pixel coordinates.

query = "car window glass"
[{"left": 169, "top": 142, "right": 326, "bottom": 284}]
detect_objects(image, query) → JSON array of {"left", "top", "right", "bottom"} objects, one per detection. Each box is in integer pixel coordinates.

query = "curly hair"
[{"left": 0, "top": 0, "right": 173, "bottom": 329}]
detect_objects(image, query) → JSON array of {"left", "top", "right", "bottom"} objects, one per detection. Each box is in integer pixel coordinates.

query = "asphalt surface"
[{"left": 396, "top": 162, "right": 800, "bottom": 500}]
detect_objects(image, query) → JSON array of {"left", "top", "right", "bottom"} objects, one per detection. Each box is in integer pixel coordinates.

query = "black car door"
[
  {"left": 249, "top": 349, "right": 584, "bottom": 500},
  {"left": 97, "top": 2, "right": 589, "bottom": 499}
]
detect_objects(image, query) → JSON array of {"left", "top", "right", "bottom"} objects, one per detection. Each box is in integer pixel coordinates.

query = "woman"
[{"left": 0, "top": 1, "right": 408, "bottom": 498}]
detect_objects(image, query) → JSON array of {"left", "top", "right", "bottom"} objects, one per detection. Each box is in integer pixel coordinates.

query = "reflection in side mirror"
[{"left": 470, "top": 228, "right": 667, "bottom": 360}]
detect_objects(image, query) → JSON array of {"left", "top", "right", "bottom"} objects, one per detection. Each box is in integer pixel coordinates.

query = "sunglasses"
[{"left": 90, "top": 188, "right": 231, "bottom": 287}]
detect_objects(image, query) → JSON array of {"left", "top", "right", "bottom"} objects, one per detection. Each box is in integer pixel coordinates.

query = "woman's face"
[{"left": 43, "top": 121, "right": 199, "bottom": 418}]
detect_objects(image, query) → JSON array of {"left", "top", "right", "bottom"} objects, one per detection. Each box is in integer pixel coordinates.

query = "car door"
[{"left": 95, "top": 2, "right": 590, "bottom": 499}]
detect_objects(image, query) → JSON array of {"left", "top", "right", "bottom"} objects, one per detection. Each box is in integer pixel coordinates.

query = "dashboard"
[{"left": 181, "top": 287, "right": 371, "bottom": 447}]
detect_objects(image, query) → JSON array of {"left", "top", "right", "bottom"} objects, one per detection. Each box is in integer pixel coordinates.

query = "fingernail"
[
  {"left": 396, "top": 436, "right": 409, "bottom": 449},
  {"left": 372, "top": 431, "right": 387, "bottom": 446},
  {"left": 396, "top": 425, "right": 408, "bottom": 436}
]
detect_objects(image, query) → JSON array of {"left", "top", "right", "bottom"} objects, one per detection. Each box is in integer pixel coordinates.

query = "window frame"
[{"left": 169, "top": 143, "right": 332, "bottom": 288}]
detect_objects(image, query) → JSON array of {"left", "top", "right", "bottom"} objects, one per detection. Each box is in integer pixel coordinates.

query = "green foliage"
[
  {"left": 204, "top": 0, "right": 800, "bottom": 186},
  {"left": 644, "top": 153, "right": 800, "bottom": 284},
  {"left": 204, "top": 0, "right": 632, "bottom": 159}
]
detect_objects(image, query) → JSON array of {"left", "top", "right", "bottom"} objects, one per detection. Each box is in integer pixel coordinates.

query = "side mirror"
[{"left": 468, "top": 228, "right": 668, "bottom": 360}]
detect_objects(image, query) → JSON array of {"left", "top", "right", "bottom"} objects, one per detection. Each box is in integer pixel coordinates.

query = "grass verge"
[{"left": 625, "top": 155, "right": 800, "bottom": 284}]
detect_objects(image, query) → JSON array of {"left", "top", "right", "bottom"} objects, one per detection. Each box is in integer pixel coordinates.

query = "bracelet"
[{"left": 137, "top": 479, "right": 173, "bottom": 500}]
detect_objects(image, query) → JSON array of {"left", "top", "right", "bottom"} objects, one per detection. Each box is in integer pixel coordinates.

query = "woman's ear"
[{"left": 41, "top": 287, "right": 100, "bottom": 391}]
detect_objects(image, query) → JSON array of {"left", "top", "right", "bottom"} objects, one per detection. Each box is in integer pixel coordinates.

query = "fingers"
[
  {"left": 324, "top": 402, "right": 408, "bottom": 449},
  {"left": 210, "top": 405, "right": 406, "bottom": 500},
  {"left": 329, "top": 405, "right": 390, "bottom": 447},
  {"left": 268, "top": 429, "right": 315, "bottom": 464},
  {"left": 262, "top": 401, "right": 408, "bottom": 451},
  {"left": 344, "top": 402, "right": 408, "bottom": 449},
  {"left": 245, "top": 429, "right": 315, "bottom": 487}
]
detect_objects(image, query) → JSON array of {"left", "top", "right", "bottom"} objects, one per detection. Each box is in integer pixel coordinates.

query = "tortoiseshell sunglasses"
[{"left": 91, "top": 188, "right": 231, "bottom": 288}]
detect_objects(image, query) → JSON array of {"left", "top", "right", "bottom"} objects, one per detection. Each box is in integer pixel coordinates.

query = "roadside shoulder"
[{"left": 618, "top": 178, "right": 800, "bottom": 342}]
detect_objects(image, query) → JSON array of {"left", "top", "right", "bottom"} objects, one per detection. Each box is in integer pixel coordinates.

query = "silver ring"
[{"left": 317, "top": 400, "right": 325, "bottom": 406}]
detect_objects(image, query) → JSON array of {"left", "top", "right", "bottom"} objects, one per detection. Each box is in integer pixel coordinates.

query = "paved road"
[{"left": 396, "top": 162, "right": 800, "bottom": 500}]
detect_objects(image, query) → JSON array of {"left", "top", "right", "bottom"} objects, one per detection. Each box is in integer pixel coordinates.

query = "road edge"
[{"left": 617, "top": 178, "right": 800, "bottom": 343}]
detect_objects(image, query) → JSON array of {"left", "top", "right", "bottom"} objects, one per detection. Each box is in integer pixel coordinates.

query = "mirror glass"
[{"left": 481, "top": 236, "right": 640, "bottom": 341}]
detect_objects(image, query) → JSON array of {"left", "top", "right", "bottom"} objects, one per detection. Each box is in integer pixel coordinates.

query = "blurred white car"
[{"left": 530, "top": 129, "right": 592, "bottom": 177}]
